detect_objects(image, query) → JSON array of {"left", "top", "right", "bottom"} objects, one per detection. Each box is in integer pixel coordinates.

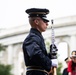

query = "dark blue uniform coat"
[{"left": 22, "top": 28, "right": 52, "bottom": 75}]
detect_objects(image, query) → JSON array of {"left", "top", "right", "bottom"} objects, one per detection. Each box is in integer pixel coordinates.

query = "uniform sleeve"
[
  {"left": 23, "top": 39, "right": 52, "bottom": 72},
  {"left": 67, "top": 61, "right": 72, "bottom": 72},
  {"left": 35, "top": 45, "right": 52, "bottom": 72}
]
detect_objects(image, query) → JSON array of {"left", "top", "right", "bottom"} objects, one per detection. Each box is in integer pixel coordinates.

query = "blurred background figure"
[
  {"left": 68, "top": 50, "right": 76, "bottom": 75},
  {"left": 62, "top": 57, "right": 70, "bottom": 75}
]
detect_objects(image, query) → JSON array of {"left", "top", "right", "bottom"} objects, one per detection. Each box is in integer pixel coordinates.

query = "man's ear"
[{"left": 34, "top": 19, "right": 39, "bottom": 25}]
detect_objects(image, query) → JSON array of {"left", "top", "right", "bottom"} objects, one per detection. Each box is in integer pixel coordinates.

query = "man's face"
[{"left": 35, "top": 17, "right": 49, "bottom": 32}]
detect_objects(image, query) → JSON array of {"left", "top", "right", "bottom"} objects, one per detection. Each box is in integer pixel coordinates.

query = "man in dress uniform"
[{"left": 22, "top": 8, "right": 58, "bottom": 75}]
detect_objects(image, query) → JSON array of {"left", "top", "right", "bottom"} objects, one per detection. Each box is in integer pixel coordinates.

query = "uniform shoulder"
[{"left": 24, "top": 33, "right": 41, "bottom": 45}]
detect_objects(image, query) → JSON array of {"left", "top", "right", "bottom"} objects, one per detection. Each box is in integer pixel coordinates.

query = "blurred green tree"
[
  {"left": 57, "top": 62, "right": 62, "bottom": 75},
  {"left": 0, "top": 44, "right": 5, "bottom": 52},
  {"left": 0, "top": 64, "right": 12, "bottom": 75},
  {"left": 0, "top": 44, "right": 12, "bottom": 75}
]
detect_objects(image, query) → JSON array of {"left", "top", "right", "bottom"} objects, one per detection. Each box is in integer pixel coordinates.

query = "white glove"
[{"left": 51, "top": 59, "right": 58, "bottom": 67}]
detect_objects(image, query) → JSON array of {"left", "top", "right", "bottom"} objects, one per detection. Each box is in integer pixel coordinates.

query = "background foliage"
[
  {"left": 0, "top": 44, "right": 12, "bottom": 75},
  {"left": 0, "top": 64, "right": 12, "bottom": 75},
  {"left": 57, "top": 62, "right": 62, "bottom": 75}
]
